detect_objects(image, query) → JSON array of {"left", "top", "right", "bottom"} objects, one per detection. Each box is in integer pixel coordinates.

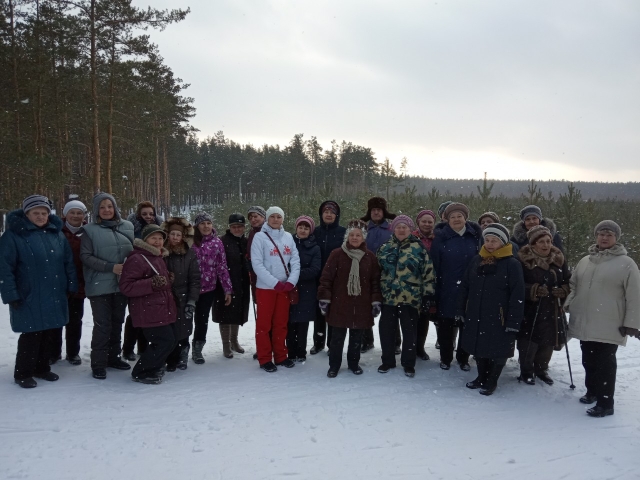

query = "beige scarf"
[{"left": 341, "top": 243, "right": 365, "bottom": 296}]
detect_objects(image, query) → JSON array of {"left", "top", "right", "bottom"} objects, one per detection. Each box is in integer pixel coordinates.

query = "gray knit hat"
[
  {"left": 482, "top": 223, "right": 510, "bottom": 245},
  {"left": 520, "top": 205, "right": 543, "bottom": 221},
  {"left": 594, "top": 220, "right": 621, "bottom": 240},
  {"left": 478, "top": 211, "right": 500, "bottom": 224},
  {"left": 437, "top": 201, "right": 453, "bottom": 219},
  {"left": 247, "top": 205, "right": 266, "bottom": 219},
  {"left": 193, "top": 211, "right": 213, "bottom": 227},
  {"left": 22, "top": 194, "right": 52, "bottom": 214}
]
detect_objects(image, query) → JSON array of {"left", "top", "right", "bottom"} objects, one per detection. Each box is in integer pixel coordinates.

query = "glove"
[
  {"left": 319, "top": 300, "right": 330, "bottom": 316},
  {"left": 9, "top": 300, "right": 22, "bottom": 309},
  {"left": 619, "top": 326, "right": 640, "bottom": 338},
  {"left": 372, "top": 302, "right": 382, "bottom": 317},
  {"left": 184, "top": 304, "right": 196, "bottom": 322},
  {"left": 455, "top": 315, "right": 465, "bottom": 326},
  {"left": 551, "top": 287, "right": 567, "bottom": 299},
  {"left": 283, "top": 282, "right": 295, "bottom": 292},
  {"left": 151, "top": 275, "right": 168, "bottom": 290},
  {"left": 535, "top": 284, "right": 549, "bottom": 298},
  {"left": 274, "top": 282, "right": 286, "bottom": 293},
  {"left": 505, "top": 327, "right": 519, "bottom": 334}
]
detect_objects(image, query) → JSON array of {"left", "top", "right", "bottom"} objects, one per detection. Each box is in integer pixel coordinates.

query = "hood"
[
  {"left": 92, "top": 192, "right": 121, "bottom": 223},
  {"left": 6, "top": 209, "right": 62, "bottom": 236},
  {"left": 588, "top": 243, "right": 627, "bottom": 259},
  {"left": 127, "top": 212, "right": 163, "bottom": 233},
  {"left": 166, "top": 240, "right": 190, "bottom": 256},
  {"left": 512, "top": 217, "right": 557, "bottom": 245},
  {"left": 518, "top": 244, "right": 565, "bottom": 271},
  {"left": 318, "top": 200, "right": 342, "bottom": 228},
  {"left": 131, "top": 238, "right": 169, "bottom": 258}
]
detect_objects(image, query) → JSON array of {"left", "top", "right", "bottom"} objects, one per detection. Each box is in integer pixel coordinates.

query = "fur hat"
[
  {"left": 22, "top": 194, "right": 52, "bottom": 214},
  {"left": 162, "top": 217, "right": 194, "bottom": 238},
  {"left": 390, "top": 215, "right": 415, "bottom": 232},
  {"left": 478, "top": 211, "right": 500, "bottom": 224},
  {"left": 361, "top": 196, "right": 396, "bottom": 222},
  {"left": 136, "top": 200, "right": 156, "bottom": 218},
  {"left": 416, "top": 210, "right": 436, "bottom": 223},
  {"left": 295, "top": 215, "right": 316, "bottom": 232},
  {"left": 345, "top": 219, "right": 368, "bottom": 240},
  {"left": 63, "top": 199, "right": 87, "bottom": 217},
  {"left": 520, "top": 205, "right": 543, "bottom": 221},
  {"left": 482, "top": 223, "right": 510, "bottom": 245},
  {"left": 594, "top": 220, "right": 621, "bottom": 240},
  {"left": 228, "top": 213, "right": 246, "bottom": 226},
  {"left": 266, "top": 206, "right": 285, "bottom": 220},
  {"left": 193, "top": 211, "right": 213, "bottom": 227},
  {"left": 527, "top": 225, "right": 552, "bottom": 245},
  {"left": 141, "top": 224, "right": 167, "bottom": 241},
  {"left": 437, "top": 201, "right": 453, "bottom": 219},
  {"left": 247, "top": 205, "right": 266, "bottom": 219},
  {"left": 443, "top": 202, "right": 470, "bottom": 220}
]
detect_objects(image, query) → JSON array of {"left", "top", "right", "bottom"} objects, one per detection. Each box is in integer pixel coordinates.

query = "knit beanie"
[
  {"left": 247, "top": 205, "right": 266, "bottom": 219},
  {"left": 295, "top": 215, "right": 316, "bottom": 232},
  {"left": 322, "top": 202, "right": 339, "bottom": 215},
  {"left": 141, "top": 224, "right": 167, "bottom": 241},
  {"left": 443, "top": 202, "right": 470, "bottom": 220},
  {"left": 193, "top": 211, "right": 213, "bottom": 227},
  {"left": 520, "top": 205, "right": 543, "bottom": 221},
  {"left": 437, "top": 201, "right": 453, "bottom": 218},
  {"left": 594, "top": 220, "right": 621, "bottom": 240},
  {"left": 22, "top": 194, "right": 51, "bottom": 214},
  {"left": 92, "top": 192, "right": 120, "bottom": 222},
  {"left": 266, "top": 206, "right": 285, "bottom": 220},
  {"left": 345, "top": 219, "right": 368, "bottom": 240},
  {"left": 527, "top": 225, "right": 552, "bottom": 245},
  {"left": 478, "top": 211, "right": 500, "bottom": 224},
  {"left": 390, "top": 214, "right": 415, "bottom": 232},
  {"left": 63, "top": 200, "right": 87, "bottom": 217},
  {"left": 228, "top": 213, "right": 246, "bottom": 226},
  {"left": 482, "top": 223, "right": 510, "bottom": 245},
  {"left": 416, "top": 210, "right": 436, "bottom": 223}
]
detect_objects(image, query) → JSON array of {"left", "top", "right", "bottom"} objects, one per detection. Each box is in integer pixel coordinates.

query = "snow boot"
[
  {"left": 404, "top": 366, "right": 415, "bottom": 378},
  {"left": 15, "top": 377, "right": 37, "bottom": 388},
  {"left": 219, "top": 324, "right": 233, "bottom": 358},
  {"left": 230, "top": 325, "right": 245, "bottom": 353},
  {"left": 260, "top": 361, "right": 278, "bottom": 373},
  {"left": 177, "top": 345, "right": 190, "bottom": 370},
  {"left": 479, "top": 362, "right": 505, "bottom": 396},
  {"left": 467, "top": 358, "right": 490, "bottom": 389},
  {"left": 378, "top": 364, "right": 395, "bottom": 373},
  {"left": 580, "top": 393, "right": 597, "bottom": 404},
  {"left": 66, "top": 355, "right": 82, "bottom": 366},
  {"left": 92, "top": 368, "right": 107, "bottom": 380},
  {"left": 192, "top": 340, "right": 206, "bottom": 364},
  {"left": 586, "top": 405, "right": 614, "bottom": 417},
  {"left": 132, "top": 374, "right": 162, "bottom": 385},
  {"left": 327, "top": 369, "right": 338, "bottom": 378},
  {"left": 108, "top": 357, "right": 131, "bottom": 370},
  {"left": 276, "top": 359, "right": 296, "bottom": 368},
  {"left": 310, "top": 344, "right": 324, "bottom": 355},
  {"left": 122, "top": 350, "right": 137, "bottom": 362},
  {"left": 536, "top": 370, "right": 554, "bottom": 385},
  {"left": 34, "top": 371, "right": 59, "bottom": 382},
  {"left": 349, "top": 365, "right": 363, "bottom": 375}
]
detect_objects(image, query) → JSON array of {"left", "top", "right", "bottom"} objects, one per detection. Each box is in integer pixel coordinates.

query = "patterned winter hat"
[
  {"left": 345, "top": 219, "right": 368, "bottom": 240},
  {"left": 322, "top": 202, "right": 339, "bottom": 215},
  {"left": 478, "top": 211, "right": 500, "bottom": 224},
  {"left": 22, "top": 194, "right": 51, "bottom": 214},
  {"left": 295, "top": 215, "right": 316, "bottom": 232},
  {"left": 594, "top": 220, "right": 621, "bottom": 240},
  {"left": 482, "top": 223, "right": 510, "bottom": 245},
  {"left": 443, "top": 202, "right": 470, "bottom": 220},
  {"left": 390, "top": 215, "right": 415, "bottom": 232},
  {"left": 527, "top": 225, "right": 552, "bottom": 245},
  {"left": 247, "top": 205, "right": 266, "bottom": 218},
  {"left": 437, "top": 201, "right": 453, "bottom": 219},
  {"left": 520, "top": 205, "right": 543, "bottom": 221},
  {"left": 416, "top": 210, "right": 436, "bottom": 222},
  {"left": 193, "top": 211, "right": 213, "bottom": 227}
]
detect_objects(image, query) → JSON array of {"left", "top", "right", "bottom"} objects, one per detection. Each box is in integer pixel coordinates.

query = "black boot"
[
  {"left": 586, "top": 405, "right": 614, "bottom": 417},
  {"left": 177, "top": 345, "right": 190, "bottom": 370},
  {"left": 467, "top": 358, "right": 489, "bottom": 389},
  {"left": 536, "top": 370, "right": 554, "bottom": 385},
  {"left": 192, "top": 341, "right": 205, "bottom": 364},
  {"left": 580, "top": 393, "right": 597, "bottom": 404},
  {"left": 479, "top": 361, "right": 505, "bottom": 396}
]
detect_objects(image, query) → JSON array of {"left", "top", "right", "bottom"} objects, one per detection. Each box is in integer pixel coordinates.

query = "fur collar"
[
  {"left": 133, "top": 238, "right": 169, "bottom": 257},
  {"left": 518, "top": 244, "right": 564, "bottom": 270},
  {"left": 588, "top": 243, "right": 627, "bottom": 258},
  {"left": 512, "top": 217, "right": 557, "bottom": 245},
  {"left": 166, "top": 240, "right": 189, "bottom": 256}
]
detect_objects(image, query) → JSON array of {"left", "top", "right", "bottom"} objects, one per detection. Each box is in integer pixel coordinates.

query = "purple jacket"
[
  {"left": 192, "top": 232, "right": 233, "bottom": 294},
  {"left": 119, "top": 240, "right": 177, "bottom": 328}
]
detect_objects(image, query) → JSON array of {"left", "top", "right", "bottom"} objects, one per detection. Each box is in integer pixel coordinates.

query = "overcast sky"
[{"left": 136, "top": 0, "right": 640, "bottom": 182}]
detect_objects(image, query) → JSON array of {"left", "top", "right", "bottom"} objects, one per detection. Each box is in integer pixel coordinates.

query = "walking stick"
[
  {"left": 557, "top": 297, "right": 576, "bottom": 390},
  {"left": 520, "top": 296, "right": 543, "bottom": 381}
]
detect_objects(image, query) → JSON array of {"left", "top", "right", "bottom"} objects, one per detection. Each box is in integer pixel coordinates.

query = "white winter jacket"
[
  {"left": 250, "top": 223, "right": 301, "bottom": 290},
  {"left": 566, "top": 243, "right": 640, "bottom": 346}
]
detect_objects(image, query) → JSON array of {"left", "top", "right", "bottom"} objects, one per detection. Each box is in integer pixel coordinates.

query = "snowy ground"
[{"left": 1, "top": 302, "right": 639, "bottom": 480}]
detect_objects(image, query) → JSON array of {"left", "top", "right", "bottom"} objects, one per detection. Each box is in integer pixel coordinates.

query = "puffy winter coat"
[
  {"left": 62, "top": 222, "right": 86, "bottom": 299},
  {"left": 0, "top": 210, "right": 77, "bottom": 333},
  {"left": 213, "top": 231, "right": 251, "bottom": 325},
  {"left": 566, "top": 244, "right": 640, "bottom": 346},
  {"left": 457, "top": 246, "right": 525, "bottom": 358},
  {"left": 511, "top": 218, "right": 564, "bottom": 253},
  {"left": 412, "top": 229, "right": 434, "bottom": 253},
  {"left": 192, "top": 230, "right": 233, "bottom": 294},
  {"left": 377, "top": 234, "right": 436, "bottom": 311},
  {"left": 289, "top": 235, "right": 321, "bottom": 323},
  {"left": 366, "top": 220, "right": 393, "bottom": 255},
  {"left": 127, "top": 212, "right": 163, "bottom": 239},
  {"left": 317, "top": 243, "right": 382, "bottom": 329},
  {"left": 250, "top": 223, "right": 301, "bottom": 290},
  {"left": 313, "top": 200, "right": 346, "bottom": 269},
  {"left": 164, "top": 241, "right": 201, "bottom": 340},
  {"left": 80, "top": 219, "right": 134, "bottom": 297},
  {"left": 430, "top": 222, "right": 481, "bottom": 319},
  {"left": 119, "top": 239, "right": 177, "bottom": 328},
  {"left": 518, "top": 245, "right": 570, "bottom": 347}
]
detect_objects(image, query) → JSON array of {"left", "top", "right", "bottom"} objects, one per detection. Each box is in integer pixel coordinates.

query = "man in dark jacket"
[{"left": 311, "top": 201, "right": 346, "bottom": 354}]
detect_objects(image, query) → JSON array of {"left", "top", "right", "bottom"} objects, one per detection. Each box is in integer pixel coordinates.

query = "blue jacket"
[
  {"left": 313, "top": 200, "right": 346, "bottom": 270},
  {"left": 0, "top": 210, "right": 77, "bottom": 333},
  {"left": 289, "top": 235, "right": 322, "bottom": 323},
  {"left": 430, "top": 222, "right": 481, "bottom": 319},
  {"left": 366, "top": 220, "right": 392, "bottom": 255}
]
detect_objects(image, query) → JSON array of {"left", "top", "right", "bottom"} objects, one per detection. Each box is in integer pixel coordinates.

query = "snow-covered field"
[{"left": 1, "top": 302, "right": 639, "bottom": 480}]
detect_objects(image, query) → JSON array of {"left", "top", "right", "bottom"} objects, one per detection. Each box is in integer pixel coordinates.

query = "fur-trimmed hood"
[
  {"left": 6, "top": 209, "right": 62, "bottom": 236},
  {"left": 131, "top": 238, "right": 169, "bottom": 258},
  {"left": 161, "top": 217, "right": 194, "bottom": 247},
  {"left": 588, "top": 242, "right": 627, "bottom": 258},
  {"left": 512, "top": 217, "right": 557, "bottom": 246},
  {"left": 127, "top": 212, "right": 163, "bottom": 235},
  {"left": 518, "top": 244, "right": 564, "bottom": 271},
  {"left": 166, "top": 240, "right": 190, "bottom": 256}
]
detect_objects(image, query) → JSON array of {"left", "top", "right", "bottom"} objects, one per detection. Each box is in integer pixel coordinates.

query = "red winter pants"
[{"left": 255, "top": 288, "right": 290, "bottom": 365}]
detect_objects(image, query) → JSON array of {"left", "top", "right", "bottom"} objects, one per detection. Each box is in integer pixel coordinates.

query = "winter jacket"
[
  {"left": 313, "top": 200, "right": 346, "bottom": 269},
  {"left": 127, "top": 212, "right": 163, "bottom": 239},
  {"left": 566, "top": 243, "right": 640, "bottom": 346},
  {"left": 366, "top": 220, "right": 392, "bottom": 255},
  {"left": 213, "top": 231, "right": 250, "bottom": 325},
  {"left": 377, "top": 234, "right": 436, "bottom": 311},
  {"left": 518, "top": 245, "right": 571, "bottom": 347},
  {"left": 119, "top": 239, "right": 177, "bottom": 328},
  {"left": 412, "top": 229, "right": 434, "bottom": 253},
  {"left": 62, "top": 222, "right": 86, "bottom": 299},
  {"left": 0, "top": 210, "right": 77, "bottom": 333},
  {"left": 289, "top": 235, "right": 322, "bottom": 323},
  {"left": 317, "top": 243, "right": 383, "bottom": 329},
  {"left": 430, "top": 222, "right": 481, "bottom": 319},
  {"left": 80, "top": 219, "right": 134, "bottom": 297},
  {"left": 457, "top": 246, "right": 525, "bottom": 358},
  {"left": 192, "top": 230, "right": 233, "bottom": 294},
  {"left": 250, "top": 223, "right": 301, "bottom": 290},
  {"left": 511, "top": 218, "right": 564, "bottom": 253},
  {"left": 164, "top": 241, "right": 201, "bottom": 340}
]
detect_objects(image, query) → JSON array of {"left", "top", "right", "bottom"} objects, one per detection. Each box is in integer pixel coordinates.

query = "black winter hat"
[
  {"left": 361, "top": 196, "right": 396, "bottom": 222},
  {"left": 141, "top": 224, "right": 167, "bottom": 241},
  {"left": 228, "top": 213, "right": 246, "bottom": 226}
]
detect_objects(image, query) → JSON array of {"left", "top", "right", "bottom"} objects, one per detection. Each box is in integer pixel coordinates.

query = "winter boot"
[
  {"left": 177, "top": 345, "right": 190, "bottom": 370},
  {"left": 586, "top": 405, "right": 614, "bottom": 417},
  {"left": 467, "top": 358, "right": 490, "bottom": 389},
  {"left": 536, "top": 370, "right": 554, "bottom": 385},
  {"left": 479, "top": 361, "right": 505, "bottom": 396},
  {"left": 220, "top": 324, "right": 233, "bottom": 358},
  {"left": 230, "top": 325, "right": 245, "bottom": 354},
  {"left": 15, "top": 377, "right": 37, "bottom": 388},
  {"left": 192, "top": 340, "right": 206, "bottom": 364}
]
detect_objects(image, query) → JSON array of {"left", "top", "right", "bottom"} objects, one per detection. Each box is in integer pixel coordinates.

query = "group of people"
[{"left": 1, "top": 193, "right": 639, "bottom": 419}]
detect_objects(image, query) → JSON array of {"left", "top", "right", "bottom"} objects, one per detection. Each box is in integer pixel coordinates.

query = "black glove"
[
  {"left": 619, "top": 326, "right": 640, "bottom": 338},
  {"left": 184, "top": 304, "right": 196, "bottom": 322},
  {"left": 454, "top": 315, "right": 465, "bottom": 326},
  {"left": 9, "top": 300, "right": 22, "bottom": 309}
]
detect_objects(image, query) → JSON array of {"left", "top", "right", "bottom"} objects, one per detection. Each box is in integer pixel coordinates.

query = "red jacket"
[
  {"left": 62, "top": 223, "right": 86, "bottom": 299},
  {"left": 119, "top": 239, "right": 177, "bottom": 328}
]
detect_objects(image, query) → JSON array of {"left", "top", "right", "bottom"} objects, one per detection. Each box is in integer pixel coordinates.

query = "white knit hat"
[
  {"left": 63, "top": 200, "right": 87, "bottom": 217},
  {"left": 266, "top": 206, "right": 285, "bottom": 220}
]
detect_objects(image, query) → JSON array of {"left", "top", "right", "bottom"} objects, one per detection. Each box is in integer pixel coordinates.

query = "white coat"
[{"left": 250, "top": 223, "right": 300, "bottom": 290}]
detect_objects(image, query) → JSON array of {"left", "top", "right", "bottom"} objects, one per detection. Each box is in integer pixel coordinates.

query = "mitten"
[
  {"left": 551, "top": 287, "right": 566, "bottom": 299},
  {"left": 283, "top": 282, "right": 295, "bottom": 292},
  {"left": 274, "top": 282, "right": 286, "bottom": 293},
  {"left": 372, "top": 302, "right": 382, "bottom": 317},
  {"left": 619, "top": 326, "right": 640, "bottom": 338},
  {"left": 151, "top": 275, "right": 168, "bottom": 290},
  {"left": 535, "top": 284, "right": 549, "bottom": 298},
  {"left": 319, "top": 300, "right": 330, "bottom": 316},
  {"left": 184, "top": 304, "right": 196, "bottom": 322}
]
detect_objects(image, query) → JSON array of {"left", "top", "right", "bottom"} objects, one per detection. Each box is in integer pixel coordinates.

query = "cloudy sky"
[{"left": 137, "top": 0, "right": 640, "bottom": 182}]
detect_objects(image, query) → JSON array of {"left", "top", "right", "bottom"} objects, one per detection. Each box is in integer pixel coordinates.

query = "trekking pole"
[
  {"left": 557, "top": 297, "right": 576, "bottom": 390},
  {"left": 520, "top": 295, "right": 543, "bottom": 381}
]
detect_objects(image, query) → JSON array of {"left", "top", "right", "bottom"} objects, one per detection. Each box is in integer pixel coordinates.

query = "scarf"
[
  {"left": 454, "top": 226, "right": 467, "bottom": 236},
  {"left": 479, "top": 243, "right": 513, "bottom": 260},
  {"left": 65, "top": 222, "right": 81, "bottom": 234},
  {"left": 341, "top": 243, "right": 365, "bottom": 296}
]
